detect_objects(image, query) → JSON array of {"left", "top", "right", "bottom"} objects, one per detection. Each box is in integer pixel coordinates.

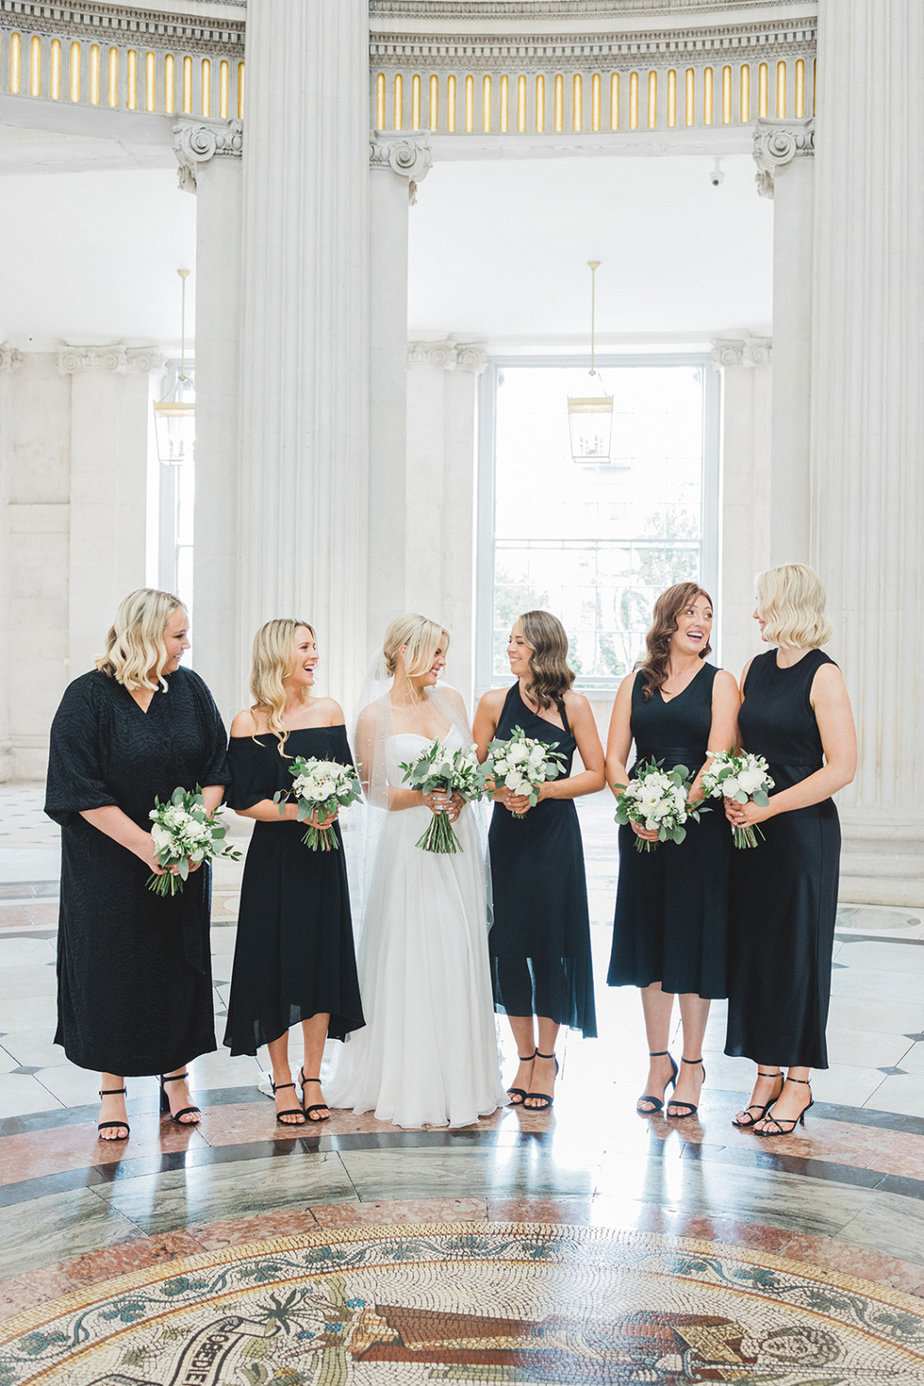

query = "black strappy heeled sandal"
[
  {"left": 732, "top": 1070, "right": 784, "bottom": 1129},
  {"left": 636, "top": 1051, "right": 679, "bottom": 1115},
  {"left": 666, "top": 1057, "right": 705, "bottom": 1118},
  {"left": 524, "top": 1051, "right": 558, "bottom": 1111},
  {"left": 299, "top": 1068, "right": 331, "bottom": 1122},
  {"left": 97, "top": 1086, "right": 130, "bottom": 1140},
  {"left": 754, "top": 1076, "right": 814, "bottom": 1137},
  {"left": 506, "top": 1050, "right": 537, "bottom": 1106},
  {"left": 271, "top": 1078, "right": 306, "bottom": 1126},
  {"left": 159, "top": 1071, "right": 201, "bottom": 1125}
]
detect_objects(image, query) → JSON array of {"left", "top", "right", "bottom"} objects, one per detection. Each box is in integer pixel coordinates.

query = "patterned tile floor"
[{"left": 0, "top": 782, "right": 922, "bottom": 1343}]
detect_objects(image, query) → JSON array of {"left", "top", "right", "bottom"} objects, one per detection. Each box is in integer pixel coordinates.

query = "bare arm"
[
  {"left": 688, "top": 670, "right": 740, "bottom": 803},
  {"left": 536, "top": 692, "right": 605, "bottom": 802},
  {"left": 604, "top": 672, "right": 636, "bottom": 798}
]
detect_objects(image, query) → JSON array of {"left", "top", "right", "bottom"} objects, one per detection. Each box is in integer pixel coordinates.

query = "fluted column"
[
  {"left": 237, "top": 2, "right": 370, "bottom": 708},
  {"left": 753, "top": 117, "right": 815, "bottom": 565},
  {"left": 368, "top": 134, "right": 431, "bottom": 651},
  {"left": 810, "top": 1, "right": 924, "bottom": 898},
  {"left": 174, "top": 117, "right": 243, "bottom": 720}
]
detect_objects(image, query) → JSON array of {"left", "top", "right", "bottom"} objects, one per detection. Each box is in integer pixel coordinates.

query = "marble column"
[
  {"left": 810, "top": 0, "right": 924, "bottom": 901},
  {"left": 236, "top": 2, "right": 371, "bottom": 711},
  {"left": 711, "top": 337, "right": 772, "bottom": 679},
  {"left": 753, "top": 117, "right": 815, "bottom": 565},
  {"left": 406, "top": 340, "right": 487, "bottom": 705},
  {"left": 0, "top": 345, "right": 24, "bottom": 779},
  {"left": 368, "top": 134, "right": 432, "bottom": 653},
  {"left": 174, "top": 117, "right": 243, "bottom": 720}
]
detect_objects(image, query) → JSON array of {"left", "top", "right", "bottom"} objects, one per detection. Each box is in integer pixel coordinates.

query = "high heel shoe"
[
  {"left": 524, "top": 1051, "right": 558, "bottom": 1111},
  {"left": 97, "top": 1086, "right": 130, "bottom": 1140},
  {"left": 298, "top": 1068, "right": 331, "bottom": 1123},
  {"left": 754, "top": 1076, "right": 813, "bottom": 1137},
  {"left": 506, "top": 1050, "right": 537, "bottom": 1106},
  {"left": 636, "top": 1051, "right": 678, "bottom": 1115},
  {"left": 158, "top": 1072, "right": 201, "bottom": 1125},
  {"left": 271, "top": 1078, "right": 306, "bottom": 1126},
  {"left": 732, "top": 1070, "right": 784, "bottom": 1129},
  {"left": 666, "top": 1057, "right": 705, "bottom": 1118}
]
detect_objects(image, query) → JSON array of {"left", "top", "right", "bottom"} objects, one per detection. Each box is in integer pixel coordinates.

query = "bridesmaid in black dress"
[
  {"left": 223, "top": 620, "right": 364, "bottom": 1124},
  {"left": 606, "top": 583, "right": 739, "bottom": 1119},
  {"left": 725, "top": 564, "right": 856, "bottom": 1136},
  {"left": 474, "top": 611, "right": 604, "bottom": 1111},
  {"left": 45, "top": 589, "right": 230, "bottom": 1140}
]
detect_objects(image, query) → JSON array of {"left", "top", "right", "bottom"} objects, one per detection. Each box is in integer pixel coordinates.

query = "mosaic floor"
[{"left": 0, "top": 785, "right": 922, "bottom": 1383}]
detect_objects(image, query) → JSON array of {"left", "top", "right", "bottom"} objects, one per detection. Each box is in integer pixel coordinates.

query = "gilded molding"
[
  {"left": 0, "top": 0, "right": 245, "bottom": 54},
  {"left": 711, "top": 337, "right": 772, "bottom": 367},
  {"left": 753, "top": 116, "right": 814, "bottom": 198},
  {"left": 370, "top": 133, "right": 432, "bottom": 202},
  {"left": 174, "top": 117, "right": 243, "bottom": 192},
  {"left": 372, "top": 1, "right": 814, "bottom": 15},
  {"left": 0, "top": 342, "right": 24, "bottom": 372},
  {"left": 56, "top": 344, "right": 165, "bottom": 375},
  {"left": 407, "top": 341, "right": 487, "bottom": 374}
]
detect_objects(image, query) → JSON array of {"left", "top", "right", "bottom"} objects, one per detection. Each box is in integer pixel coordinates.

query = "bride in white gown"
[{"left": 324, "top": 613, "right": 507, "bottom": 1128}]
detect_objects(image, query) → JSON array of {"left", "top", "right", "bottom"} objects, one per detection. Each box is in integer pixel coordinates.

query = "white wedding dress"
[{"left": 324, "top": 728, "right": 507, "bottom": 1128}]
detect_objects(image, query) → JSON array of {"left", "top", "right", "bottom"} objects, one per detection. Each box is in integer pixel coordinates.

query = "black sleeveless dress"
[
  {"left": 725, "top": 649, "right": 841, "bottom": 1069},
  {"left": 607, "top": 663, "right": 730, "bottom": 997},
  {"left": 487, "top": 684, "right": 596, "bottom": 1038},
  {"left": 223, "top": 726, "right": 365, "bottom": 1055}
]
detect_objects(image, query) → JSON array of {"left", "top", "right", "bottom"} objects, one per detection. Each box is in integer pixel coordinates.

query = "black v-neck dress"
[
  {"left": 223, "top": 726, "right": 365, "bottom": 1055},
  {"left": 45, "top": 667, "right": 230, "bottom": 1075},
  {"left": 607, "top": 663, "right": 730, "bottom": 998},
  {"left": 487, "top": 683, "right": 596, "bottom": 1037}
]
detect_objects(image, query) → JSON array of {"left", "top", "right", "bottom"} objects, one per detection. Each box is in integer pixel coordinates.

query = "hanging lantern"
[
  {"left": 153, "top": 269, "right": 195, "bottom": 466},
  {"left": 567, "top": 260, "right": 613, "bottom": 463}
]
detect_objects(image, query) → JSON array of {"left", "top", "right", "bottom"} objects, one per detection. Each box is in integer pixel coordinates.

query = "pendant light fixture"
[
  {"left": 153, "top": 268, "right": 195, "bottom": 467},
  {"left": 567, "top": 260, "right": 613, "bottom": 463}
]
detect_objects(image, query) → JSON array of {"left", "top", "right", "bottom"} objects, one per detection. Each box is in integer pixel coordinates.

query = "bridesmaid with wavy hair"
[
  {"left": 474, "top": 611, "right": 605, "bottom": 1111},
  {"left": 223, "top": 619, "right": 364, "bottom": 1125}
]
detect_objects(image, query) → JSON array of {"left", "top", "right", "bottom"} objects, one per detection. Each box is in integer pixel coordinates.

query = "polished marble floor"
[{"left": 0, "top": 782, "right": 922, "bottom": 1330}]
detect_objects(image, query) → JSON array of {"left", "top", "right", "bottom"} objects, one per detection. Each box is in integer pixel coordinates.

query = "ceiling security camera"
[{"left": 710, "top": 159, "right": 724, "bottom": 188}]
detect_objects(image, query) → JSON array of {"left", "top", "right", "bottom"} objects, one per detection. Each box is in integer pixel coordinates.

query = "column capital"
[
  {"left": 56, "top": 344, "right": 166, "bottom": 377},
  {"left": 407, "top": 340, "right": 488, "bottom": 375},
  {"left": 0, "top": 342, "right": 24, "bottom": 372},
  {"left": 174, "top": 117, "right": 244, "bottom": 194},
  {"left": 370, "top": 133, "right": 432, "bottom": 202},
  {"left": 711, "top": 336, "right": 772, "bottom": 367},
  {"left": 753, "top": 116, "right": 815, "bottom": 199}
]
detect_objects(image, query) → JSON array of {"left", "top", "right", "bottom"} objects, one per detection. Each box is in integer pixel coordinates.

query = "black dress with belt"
[
  {"left": 223, "top": 726, "right": 365, "bottom": 1055},
  {"left": 45, "top": 667, "right": 230, "bottom": 1076},
  {"left": 724, "top": 648, "right": 841, "bottom": 1068},
  {"left": 487, "top": 684, "right": 597, "bottom": 1038},
  {"left": 607, "top": 663, "right": 730, "bottom": 997}
]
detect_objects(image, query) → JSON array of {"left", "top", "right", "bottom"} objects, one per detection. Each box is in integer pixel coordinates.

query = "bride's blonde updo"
[
  {"left": 382, "top": 614, "right": 449, "bottom": 681},
  {"left": 249, "top": 618, "right": 315, "bottom": 755}
]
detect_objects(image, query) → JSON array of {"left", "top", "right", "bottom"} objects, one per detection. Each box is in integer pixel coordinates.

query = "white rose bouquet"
[
  {"left": 400, "top": 740, "right": 488, "bottom": 853},
  {"left": 484, "top": 726, "right": 567, "bottom": 820},
  {"left": 702, "top": 749, "right": 775, "bottom": 849},
  {"left": 613, "top": 758, "right": 705, "bottom": 853},
  {"left": 274, "top": 756, "right": 363, "bottom": 851},
  {"left": 148, "top": 786, "right": 241, "bottom": 896}
]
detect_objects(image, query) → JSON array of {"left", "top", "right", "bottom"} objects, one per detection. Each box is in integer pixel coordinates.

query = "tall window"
[{"left": 476, "top": 356, "right": 719, "bottom": 694}]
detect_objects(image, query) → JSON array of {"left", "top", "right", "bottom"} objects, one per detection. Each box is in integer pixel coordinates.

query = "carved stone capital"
[
  {"left": 753, "top": 117, "right": 815, "bottom": 198},
  {"left": 370, "top": 134, "right": 432, "bottom": 203},
  {"left": 0, "top": 342, "right": 24, "bottom": 372},
  {"left": 56, "top": 344, "right": 166, "bottom": 376},
  {"left": 454, "top": 342, "right": 488, "bottom": 375},
  {"left": 711, "top": 337, "right": 772, "bottom": 368},
  {"left": 743, "top": 337, "right": 772, "bottom": 367},
  {"left": 174, "top": 118, "right": 244, "bottom": 193},
  {"left": 407, "top": 340, "right": 488, "bottom": 374}
]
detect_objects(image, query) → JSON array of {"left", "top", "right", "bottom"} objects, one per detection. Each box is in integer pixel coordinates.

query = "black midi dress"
[
  {"left": 725, "top": 648, "right": 841, "bottom": 1069},
  {"left": 607, "top": 663, "right": 730, "bottom": 998},
  {"left": 222, "top": 727, "right": 365, "bottom": 1055},
  {"left": 45, "top": 667, "right": 230, "bottom": 1076},
  {"left": 487, "top": 684, "right": 597, "bottom": 1038}
]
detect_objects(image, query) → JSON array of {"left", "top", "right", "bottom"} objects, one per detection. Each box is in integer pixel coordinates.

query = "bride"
[{"left": 324, "top": 613, "right": 506, "bottom": 1128}]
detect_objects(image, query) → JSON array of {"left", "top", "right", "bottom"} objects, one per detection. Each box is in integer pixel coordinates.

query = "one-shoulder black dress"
[
  {"left": 223, "top": 726, "right": 365, "bottom": 1056},
  {"left": 487, "top": 684, "right": 596, "bottom": 1038},
  {"left": 608, "top": 663, "right": 730, "bottom": 997},
  {"left": 45, "top": 667, "right": 230, "bottom": 1075},
  {"left": 725, "top": 649, "right": 841, "bottom": 1069}
]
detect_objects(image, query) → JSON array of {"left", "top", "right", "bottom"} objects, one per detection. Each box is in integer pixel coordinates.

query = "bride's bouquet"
[
  {"left": 148, "top": 786, "right": 241, "bottom": 895},
  {"left": 274, "top": 756, "right": 363, "bottom": 851},
  {"left": 484, "top": 726, "right": 567, "bottom": 819},
  {"left": 702, "top": 749, "right": 774, "bottom": 849},
  {"left": 613, "top": 758, "right": 705, "bottom": 853},
  {"left": 400, "top": 740, "right": 488, "bottom": 854}
]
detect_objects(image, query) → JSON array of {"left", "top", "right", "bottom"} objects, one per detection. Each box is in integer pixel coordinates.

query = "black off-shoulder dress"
[{"left": 223, "top": 726, "right": 365, "bottom": 1056}]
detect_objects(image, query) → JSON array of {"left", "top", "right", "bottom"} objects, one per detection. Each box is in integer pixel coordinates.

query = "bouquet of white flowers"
[
  {"left": 148, "top": 786, "right": 241, "bottom": 896},
  {"left": 274, "top": 756, "right": 363, "bottom": 851},
  {"left": 484, "top": 725, "right": 567, "bottom": 819},
  {"left": 400, "top": 740, "right": 488, "bottom": 853},
  {"left": 702, "top": 749, "right": 775, "bottom": 849},
  {"left": 613, "top": 758, "right": 705, "bottom": 853}
]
